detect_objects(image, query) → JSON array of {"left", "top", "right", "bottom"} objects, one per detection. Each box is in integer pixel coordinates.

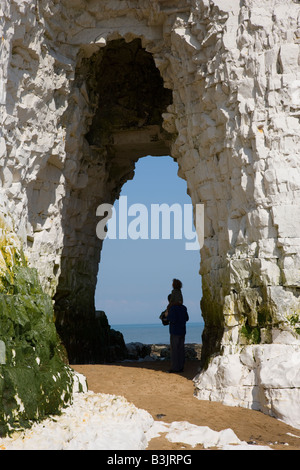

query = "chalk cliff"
[{"left": 0, "top": 0, "right": 300, "bottom": 431}]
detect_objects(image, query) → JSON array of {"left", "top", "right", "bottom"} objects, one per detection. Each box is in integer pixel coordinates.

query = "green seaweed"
[
  {"left": 241, "top": 323, "right": 261, "bottom": 344},
  {"left": 0, "top": 225, "right": 74, "bottom": 437}
]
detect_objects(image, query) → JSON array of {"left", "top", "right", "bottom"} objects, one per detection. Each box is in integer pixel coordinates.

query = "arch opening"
[
  {"left": 54, "top": 37, "right": 200, "bottom": 363},
  {"left": 94, "top": 155, "right": 203, "bottom": 345}
]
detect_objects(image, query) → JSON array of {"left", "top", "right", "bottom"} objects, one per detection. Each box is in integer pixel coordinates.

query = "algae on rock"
[{"left": 0, "top": 220, "right": 74, "bottom": 436}]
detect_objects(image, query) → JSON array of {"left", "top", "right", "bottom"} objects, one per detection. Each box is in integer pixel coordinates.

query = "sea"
[{"left": 111, "top": 322, "right": 204, "bottom": 345}]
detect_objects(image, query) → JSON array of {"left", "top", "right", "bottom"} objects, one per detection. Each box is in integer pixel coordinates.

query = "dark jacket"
[{"left": 168, "top": 304, "right": 189, "bottom": 336}]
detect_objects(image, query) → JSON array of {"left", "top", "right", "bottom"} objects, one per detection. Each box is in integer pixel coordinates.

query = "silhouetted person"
[
  {"left": 159, "top": 279, "right": 183, "bottom": 325},
  {"left": 167, "top": 278, "right": 183, "bottom": 308},
  {"left": 166, "top": 303, "right": 189, "bottom": 373}
]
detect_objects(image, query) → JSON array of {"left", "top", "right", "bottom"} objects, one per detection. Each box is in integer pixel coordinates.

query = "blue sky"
[{"left": 94, "top": 155, "right": 203, "bottom": 325}]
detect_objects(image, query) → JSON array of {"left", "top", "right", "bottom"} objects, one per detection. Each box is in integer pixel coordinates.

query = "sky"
[{"left": 94, "top": 155, "right": 203, "bottom": 325}]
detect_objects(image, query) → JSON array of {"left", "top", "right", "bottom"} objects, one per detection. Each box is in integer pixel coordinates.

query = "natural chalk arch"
[
  {"left": 1, "top": 0, "right": 300, "bottom": 430},
  {"left": 54, "top": 38, "right": 176, "bottom": 363}
]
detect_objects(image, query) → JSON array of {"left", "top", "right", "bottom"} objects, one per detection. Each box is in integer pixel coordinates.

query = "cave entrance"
[{"left": 54, "top": 38, "right": 202, "bottom": 363}]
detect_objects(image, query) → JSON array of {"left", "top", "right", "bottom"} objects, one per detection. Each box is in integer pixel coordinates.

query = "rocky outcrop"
[
  {"left": 0, "top": 217, "right": 75, "bottom": 436},
  {"left": 194, "top": 343, "right": 300, "bottom": 430},
  {"left": 1, "top": 0, "right": 300, "bottom": 429},
  {"left": 125, "top": 342, "right": 202, "bottom": 361},
  {"left": 95, "top": 311, "right": 129, "bottom": 362}
]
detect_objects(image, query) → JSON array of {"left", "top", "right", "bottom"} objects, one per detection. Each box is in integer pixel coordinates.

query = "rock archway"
[
  {"left": 1, "top": 0, "right": 300, "bottom": 430},
  {"left": 54, "top": 37, "right": 174, "bottom": 363}
]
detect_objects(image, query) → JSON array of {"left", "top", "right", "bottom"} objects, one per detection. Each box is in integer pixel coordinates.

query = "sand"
[{"left": 72, "top": 359, "right": 300, "bottom": 451}]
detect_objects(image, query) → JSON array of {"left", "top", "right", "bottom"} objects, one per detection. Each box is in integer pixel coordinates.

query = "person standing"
[{"left": 166, "top": 303, "right": 189, "bottom": 373}]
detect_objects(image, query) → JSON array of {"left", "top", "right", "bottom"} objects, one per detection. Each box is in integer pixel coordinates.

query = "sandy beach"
[
  {"left": 1, "top": 356, "right": 300, "bottom": 451},
  {"left": 72, "top": 359, "right": 300, "bottom": 451}
]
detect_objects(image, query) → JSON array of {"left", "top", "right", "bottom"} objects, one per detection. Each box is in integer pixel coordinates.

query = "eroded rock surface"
[{"left": 1, "top": 0, "right": 300, "bottom": 428}]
